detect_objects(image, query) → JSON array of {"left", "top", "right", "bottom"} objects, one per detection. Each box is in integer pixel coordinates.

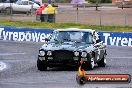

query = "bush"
[
  {"left": 86, "top": 0, "right": 112, "bottom": 3},
  {"left": 87, "top": 0, "right": 96, "bottom": 3}
]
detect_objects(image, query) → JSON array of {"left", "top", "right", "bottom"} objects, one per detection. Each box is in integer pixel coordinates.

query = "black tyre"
[
  {"left": 82, "top": 58, "right": 95, "bottom": 70},
  {"left": 37, "top": 59, "right": 47, "bottom": 71},
  {"left": 5, "top": 8, "right": 11, "bottom": 15},
  {"left": 26, "top": 10, "right": 31, "bottom": 16},
  {"left": 97, "top": 55, "right": 106, "bottom": 67},
  {"left": 76, "top": 75, "right": 86, "bottom": 85}
]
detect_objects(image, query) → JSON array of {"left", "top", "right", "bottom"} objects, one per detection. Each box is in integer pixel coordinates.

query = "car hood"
[
  {"left": 33, "top": 3, "right": 40, "bottom": 9},
  {"left": 41, "top": 42, "right": 93, "bottom": 53},
  {"left": 0, "top": 4, "right": 3, "bottom": 9}
]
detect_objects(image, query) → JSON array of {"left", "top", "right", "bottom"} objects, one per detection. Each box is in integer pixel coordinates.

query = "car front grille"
[{"left": 53, "top": 50, "right": 74, "bottom": 62}]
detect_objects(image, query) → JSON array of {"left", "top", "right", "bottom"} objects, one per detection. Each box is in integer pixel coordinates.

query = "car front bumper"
[{"left": 38, "top": 56, "right": 91, "bottom": 67}]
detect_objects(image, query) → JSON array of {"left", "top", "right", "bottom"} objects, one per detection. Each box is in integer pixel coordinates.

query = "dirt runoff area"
[{"left": 0, "top": 6, "right": 132, "bottom": 26}]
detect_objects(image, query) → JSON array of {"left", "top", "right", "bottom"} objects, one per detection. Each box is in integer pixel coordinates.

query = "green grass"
[{"left": 0, "top": 21, "right": 132, "bottom": 32}]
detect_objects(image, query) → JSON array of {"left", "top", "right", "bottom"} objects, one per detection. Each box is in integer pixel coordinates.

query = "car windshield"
[
  {"left": 50, "top": 31, "right": 93, "bottom": 44},
  {"left": 16, "top": 0, "right": 22, "bottom": 4}
]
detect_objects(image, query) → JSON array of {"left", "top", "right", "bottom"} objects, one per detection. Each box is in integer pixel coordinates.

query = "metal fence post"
[
  {"left": 31, "top": 4, "right": 34, "bottom": 22},
  {"left": 124, "top": 13, "right": 127, "bottom": 26},
  {"left": 9, "top": 2, "right": 13, "bottom": 21},
  {"left": 76, "top": 4, "right": 79, "bottom": 23},
  {"left": 99, "top": 12, "right": 102, "bottom": 26}
]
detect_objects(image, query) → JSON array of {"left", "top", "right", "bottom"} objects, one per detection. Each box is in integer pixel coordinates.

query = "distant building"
[{"left": 112, "top": 0, "right": 132, "bottom": 4}]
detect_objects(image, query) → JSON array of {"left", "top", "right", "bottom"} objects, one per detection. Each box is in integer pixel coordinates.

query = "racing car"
[{"left": 37, "top": 28, "right": 107, "bottom": 71}]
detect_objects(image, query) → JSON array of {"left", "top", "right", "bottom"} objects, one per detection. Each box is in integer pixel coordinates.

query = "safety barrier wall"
[
  {"left": 98, "top": 32, "right": 132, "bottom": 46},
  {"left": 0, "top": 26, "right": 53, "bottom": 42},
  {"left": 0, "top": 26, "right": 132, "bottom": 46}
]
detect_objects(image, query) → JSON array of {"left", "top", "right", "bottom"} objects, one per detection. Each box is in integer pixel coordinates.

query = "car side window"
[
  {"left": 81, "top": 32, "right": 93, "bottom": 44},
  {"left": 88, "top": 33, "right": 93, "bottom": 44},
  {"left": 93, "top": 31, "right": 101, "bottom": 44},
  {"left": 96, "top": 35, "right": 101, "bottom": 43},
  {"left": 29, "top": 1, "right": 34, "bottom": 5},
  {"left": 16, "top": 1, "right": 22, "bottom": 5},
  {"left": 22, "top": 1, "right": 28, "bottom": 5}
]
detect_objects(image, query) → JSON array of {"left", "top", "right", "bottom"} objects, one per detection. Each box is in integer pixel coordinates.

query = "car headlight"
[
  {"left": 81, "top": 52, "right": 87, "bottom": 57},
  {"left": 74, "top": 51, "right": 79, "bottom": 56},
  {"left": 47, "top": 51, "right": 52, "bottom": 56},
  {"left": 39, "top": 50, "right": 45, "bottom": 56}
]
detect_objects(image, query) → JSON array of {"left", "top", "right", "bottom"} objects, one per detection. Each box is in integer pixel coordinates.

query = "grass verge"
[{"left": 0, "top": 21, "right": 132, "bottom": 32}]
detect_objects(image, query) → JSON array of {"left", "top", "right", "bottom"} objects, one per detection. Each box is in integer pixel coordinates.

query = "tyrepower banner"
[
  {"left": 0, "top": 26, "right": 132, "bottom": 46},
  {"left": 0, "top": 26, "right": 53, "bottom": 42},
  {"left": 98, "top": 32, "right": 132, "bottom": 47}
]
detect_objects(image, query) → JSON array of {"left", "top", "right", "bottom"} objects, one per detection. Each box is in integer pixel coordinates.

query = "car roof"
[
  {"left": 56, "top": 28, "right": 95, "bottom": 34},
  {"left": 19, "top": 0, "right": 29, "bottom": 1}
]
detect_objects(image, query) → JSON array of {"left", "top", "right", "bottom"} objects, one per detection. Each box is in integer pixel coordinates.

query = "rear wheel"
[
  {"left": 5, "top": 8, "right": 12, "bottom": 15},
  {"left": 37, "top": 59, "right": 47, "bottom": 71}
]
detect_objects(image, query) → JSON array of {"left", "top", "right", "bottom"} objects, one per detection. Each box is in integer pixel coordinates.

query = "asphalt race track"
[{"left": 0, "top": 40, "right": 132, "bottom": 88}]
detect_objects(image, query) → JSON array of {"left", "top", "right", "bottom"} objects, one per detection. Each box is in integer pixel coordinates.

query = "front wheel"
[
  {"left": 26, "top": 10, "right": 31, "bottom": 16},
  {"left": 88, "top": 57, "right": 95, "bottom": 70},
  {"left": 82, "top": 58, "right": 95, "bottom": 70},
  {"left": 37, "top": 59, "right": 47, "bottom": 71},
  {"left": 76, "top": 75, "right": 86, "bottom": 85},
  {"left": 97, "top": 55, "right": 106, "bottom": 67}
]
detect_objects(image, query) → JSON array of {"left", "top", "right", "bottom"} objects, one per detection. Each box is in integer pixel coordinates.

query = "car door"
[
  {"left": 92, "top": 32, "right": 103, "bottom": 62},
  {"left": 13, "top": 1, "right": 31, "bottom": 12},
  {"left": 86, "top": 32, "right": 99, "bottom": 62},
  {"left": 94, "top": 42, "right": 104, "bottom": 62},
  {"left": 93, "top": 43, "right": 100, "bottom": 62}
]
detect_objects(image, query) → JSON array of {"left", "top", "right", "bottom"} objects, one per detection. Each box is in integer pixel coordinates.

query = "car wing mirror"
[
  {"left": 94, "top": 41, "right": 106, "bottom": 48},
  {"left": 45, "top": 38, "right": 50, "bottom": 42},
  {"left": 94, "top": 41, "right": 103, "bottom": 47},
  {"left": 94, "top": 43, "right": 101, "bottom": 47},
  {"left": 100, "top": 41, "right": 103, "bottom": 44}
]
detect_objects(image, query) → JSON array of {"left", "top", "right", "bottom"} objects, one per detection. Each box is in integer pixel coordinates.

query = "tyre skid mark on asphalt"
[
  {"left": 0, "top": 53, "right": 26, "bottom": 56},
  {"left": 107, "top": 57, "right": 132, "bottom": 59}
]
